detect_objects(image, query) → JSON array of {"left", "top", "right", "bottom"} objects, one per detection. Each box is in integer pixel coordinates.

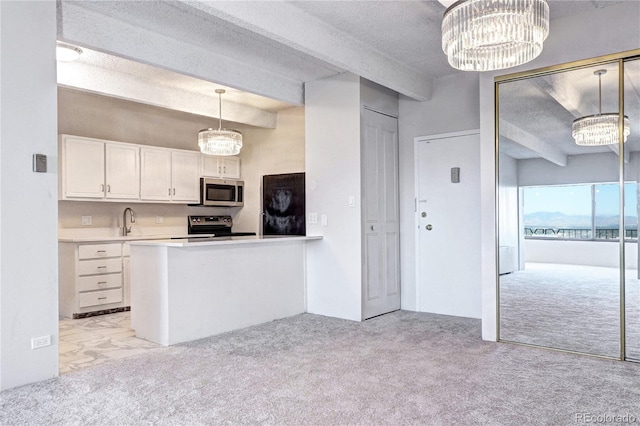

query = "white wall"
[
  {"left": 518, "top": 152, "right": 632, "bottom": 187},
  {"left": 480, "top": 1, "right": 640, "bottom": 341},
  {"left": 499, "top": 153, "right": 520, "bottom": 271},
  {"left": 0, "top": 1, "right": 59, "bottom": 390},
  {"left": 399, "top": 72, "right": 480, "bottom": 311},
  {"left": 525, "top": 239, "right": 638, "bottom": 269},
  {"left": 58, "top": 89, "right": 305, "bottom": 237},
  {"left": 305, "top": 73, "right": 363, "bottom": 321},
  {"left": 233, "top": 107, "right": 305, "bottom": 233}
]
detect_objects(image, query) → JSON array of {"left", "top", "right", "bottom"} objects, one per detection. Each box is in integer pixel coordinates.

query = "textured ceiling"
[{"left": 57, "top": 0, "right": 636, "bottom": 162}]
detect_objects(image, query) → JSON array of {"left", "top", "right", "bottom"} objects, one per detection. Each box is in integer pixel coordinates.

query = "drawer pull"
[
  {"left": 98, "top": 297, "right": 107, "bottom": 300},
  {"left": 97, "top": 281, "right": 107, "bottom": 285},
  {"left": 97, "top": 266, "right": 107, "bottom": 270},
  {"left": 97, "top": 250, "right": 107, "bottom": 255}
]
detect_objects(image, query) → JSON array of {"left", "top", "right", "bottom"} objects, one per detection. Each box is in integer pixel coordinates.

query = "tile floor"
[{"left": 59, "top": 312, "right": 163, "bottom": 374}]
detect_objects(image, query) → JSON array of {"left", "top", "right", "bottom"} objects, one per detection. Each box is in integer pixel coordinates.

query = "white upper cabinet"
[
  {"left": 61, "top": 136, "right": 105, "bottom": 199},
  {"left": 61, "top": 135, "right": 139, "bottom": 200},
  {"left": 105, "top": 143, "right": 140, "bottom": 199},
  {"left": 171, "top": 151, "right": 200, "bottom": 202},
  {"left": 61, "top": 135, "right": 207, "bottom": 204},
  {"left": 201, "top": 155, "right": 241, "bottom": 179},
  {"left": 140, "top": 147, "right": 200, "bottom": 203},
  {"left": 140, "top": 147, "right": 172, "bottom": 201}
]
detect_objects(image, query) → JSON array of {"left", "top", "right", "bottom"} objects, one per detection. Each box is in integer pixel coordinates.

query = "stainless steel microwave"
[{"left": 196, "top": 178, "right": 244, "bottom": 207}]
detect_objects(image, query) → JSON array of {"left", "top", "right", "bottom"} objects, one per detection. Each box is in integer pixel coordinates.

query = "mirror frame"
[{"left": 494, "top": 48, "right": 640, "bottom": 361}]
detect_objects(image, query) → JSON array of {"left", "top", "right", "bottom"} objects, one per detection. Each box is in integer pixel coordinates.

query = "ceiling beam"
[
  {"left": 500, "top": 120, "right": 568, "bottom": 166},
  {"left": 57, "top": 1, "right": 304, "bottom": 106},
  {"left": 180, "top": 0, "right": 433, "bottom": 101},
  {"left": 57, "top": 61, "right": 278, "bottom": 129},
  {"left": 532, "top": 77, "right": 629, "bottom": 162}
]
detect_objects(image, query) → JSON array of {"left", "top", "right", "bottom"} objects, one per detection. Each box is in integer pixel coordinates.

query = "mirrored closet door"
[
  {"left": 497, "top": 52, "right": 640, "bottom": 360},
  {"left": 625, "top": 57, "right": 640, "bottom": 361}
]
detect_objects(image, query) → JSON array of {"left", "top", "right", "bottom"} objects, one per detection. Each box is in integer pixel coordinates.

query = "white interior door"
[
  {"left": 362, "top": 109, "right": 400, "bottom": 320},
  {"left": 416, "top": 131, "right": 481, "bottom": 318}
]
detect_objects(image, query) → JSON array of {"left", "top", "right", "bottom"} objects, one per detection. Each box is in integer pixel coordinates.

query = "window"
[{"left": 523, "top": 183, "right": 638, "bottom": 240}]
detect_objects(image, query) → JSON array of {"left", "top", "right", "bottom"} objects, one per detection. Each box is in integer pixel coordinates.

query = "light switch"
[
  {"left": 81, "top": 216, "right": 92, "bottom": 226},
  {"left": 308, "top": 213, "right": 318, "bottom": 224},
  {"left": 321, "top": 214, "right": 328, "bottom": 227},
  {"left": 348, "top": 196, "right": 355, "bottom": 207}
]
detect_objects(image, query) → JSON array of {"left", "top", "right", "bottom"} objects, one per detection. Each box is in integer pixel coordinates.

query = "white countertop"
[
  {"left": 128, "top": 235, "right": 323, "bottom": 247},
  {"left": 58, "top": 234, "right": 217, "bottom": 243}
]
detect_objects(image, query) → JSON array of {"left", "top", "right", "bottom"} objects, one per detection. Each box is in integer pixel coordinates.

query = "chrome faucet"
[{"left": 123, "top": 207, "right": 136, "bottom": 236}]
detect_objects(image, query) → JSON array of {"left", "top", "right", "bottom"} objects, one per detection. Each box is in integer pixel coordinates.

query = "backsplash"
[{"left": 58, "top": 201, "right": 239, "bottom": 238}]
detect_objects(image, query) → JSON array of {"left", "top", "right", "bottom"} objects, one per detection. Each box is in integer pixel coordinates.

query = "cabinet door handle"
[
  {"left": 101, "top": 184, "right": 105, "bottom": 192},
  {"left": 168, "top": 188, "right": 171, "bottom": 196},
  {"left": 218, "top": 166, "right": 221, "bottom": 174},
  {"left": 107, "top": 184, "right": 111, "bottom": 193},
  {"left": 173, "top": 188, "right": 176, "bottom": 195}
]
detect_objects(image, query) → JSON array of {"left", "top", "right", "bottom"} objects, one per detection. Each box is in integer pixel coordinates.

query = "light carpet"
[
  {"left": 1, "top": 311, "right": 639, "bottom": 425},
  {"left": 500, "top": 263, "right": 640, "bottom": 359}
]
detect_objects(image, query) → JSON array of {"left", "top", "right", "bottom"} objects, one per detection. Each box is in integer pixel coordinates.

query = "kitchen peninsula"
[{"left": 129, "top": 235, "right": 321, "bottom": 345}]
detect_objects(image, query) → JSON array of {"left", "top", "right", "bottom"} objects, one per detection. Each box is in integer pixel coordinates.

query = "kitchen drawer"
[
  {"left": 77, "top": 258, "right": 122, "bottom": 276},
  {"left": 78, "top": 288, "right": 123, "bottom": 308},
  {"left": 78, "top": 273, "right": 122, "bottom": 292},
  {"left": 78, "top": 243, "right": 122, "bottom": 260}
]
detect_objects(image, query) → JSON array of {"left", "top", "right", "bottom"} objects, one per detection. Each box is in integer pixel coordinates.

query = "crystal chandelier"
[
  {"left": 441, "top": 0, "right": 550, "bottom": 72},
  {"left": 198, "top": 89, "right": 243, "bottom": 156},
  {"left": 572, "top": 70, "right": 630, "bottom": 146}
]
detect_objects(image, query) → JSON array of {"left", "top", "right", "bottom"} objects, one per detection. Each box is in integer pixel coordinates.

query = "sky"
[{"left": 524, "top": 183, "right": 637, "bottom": 216}]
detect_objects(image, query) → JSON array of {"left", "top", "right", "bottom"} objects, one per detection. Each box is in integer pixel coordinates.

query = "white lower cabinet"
[
  {"left": 59, "top": 242, "right": 126, "bottom": 318},
  {"left": 123, "top": 243, "right": 131, "bottom": 307}
]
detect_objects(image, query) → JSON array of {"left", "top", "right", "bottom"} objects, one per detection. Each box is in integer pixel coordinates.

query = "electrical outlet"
[
  {"left": 308, "top": 213, "right": 318, "bottom": 224},
  {"left": 156, "top": 215, "right": 164, "bottom": 224},
  {"left": 81, "top": 216, "right": 92, "bottom": 226},
  {"left": 31, "top": 335, "right": 51, "bottom": 350}
]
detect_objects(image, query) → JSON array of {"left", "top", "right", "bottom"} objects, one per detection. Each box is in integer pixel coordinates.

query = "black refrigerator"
[{"left": 262, "top": 172, "right": 305, "bottom": 236}]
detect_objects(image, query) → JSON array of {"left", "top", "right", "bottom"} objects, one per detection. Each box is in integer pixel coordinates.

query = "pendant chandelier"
[
  {"left": 198, "top": 89, "right": 243, "bottom": 156},
  {"left": 441, "top": 0, "right": 550, "bottom": 72},
  {"left": 572, "top": 70, "right": 630, "bottom": 146}
]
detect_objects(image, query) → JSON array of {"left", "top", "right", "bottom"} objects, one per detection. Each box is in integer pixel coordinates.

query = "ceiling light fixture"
[
  {"left": 572, "top": 69, "right": 630, "bottom": 146},
  {"left": 441, "top": 0, "right": 549, "bottom": 72},
  {"left": 198, "top": 89, "right": 243, "bottom": 156},
  {"left": 56, "top": 42, "right": 83, "bottom": 62}
]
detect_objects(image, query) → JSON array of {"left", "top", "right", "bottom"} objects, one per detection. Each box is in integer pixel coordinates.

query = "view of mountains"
[{"left": 524, "top": 211, "right": 638, "bottom": 229}]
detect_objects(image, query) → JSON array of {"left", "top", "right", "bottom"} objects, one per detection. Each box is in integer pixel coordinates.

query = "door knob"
[
  {"left": 421, "top": 212, "right": 427, "bottom": 218},
  {"left": 426, "top": 224, "right": 433, "bottom": 231}
]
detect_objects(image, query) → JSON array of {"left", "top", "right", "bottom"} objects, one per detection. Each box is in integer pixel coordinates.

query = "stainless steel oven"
[{"left": 195, "top": 178, "right": 244, "bottom": 207}]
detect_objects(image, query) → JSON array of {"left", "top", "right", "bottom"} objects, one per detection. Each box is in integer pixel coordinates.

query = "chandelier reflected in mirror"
[
  {"left": 198, "top": 89, "right": 243, "bottom": 156},
  {"left": 572, "top": 70, "right": 631, "bottom": 146},
  {"left": 441, "top": 0, "right": 549, "bottom": 72}
]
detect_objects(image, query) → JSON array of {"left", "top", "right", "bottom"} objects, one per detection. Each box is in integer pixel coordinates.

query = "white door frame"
[{"left": 413, "top": 129, "right": 480, "bottom": 311}]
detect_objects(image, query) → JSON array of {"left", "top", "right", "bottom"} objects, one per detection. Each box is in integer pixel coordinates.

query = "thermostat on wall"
[
  {"left": 33, "top": 154, "right": 47, "bottom": 173},
  {"left": 451, "top": 167, "right": 460, "bottom": 183}
]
